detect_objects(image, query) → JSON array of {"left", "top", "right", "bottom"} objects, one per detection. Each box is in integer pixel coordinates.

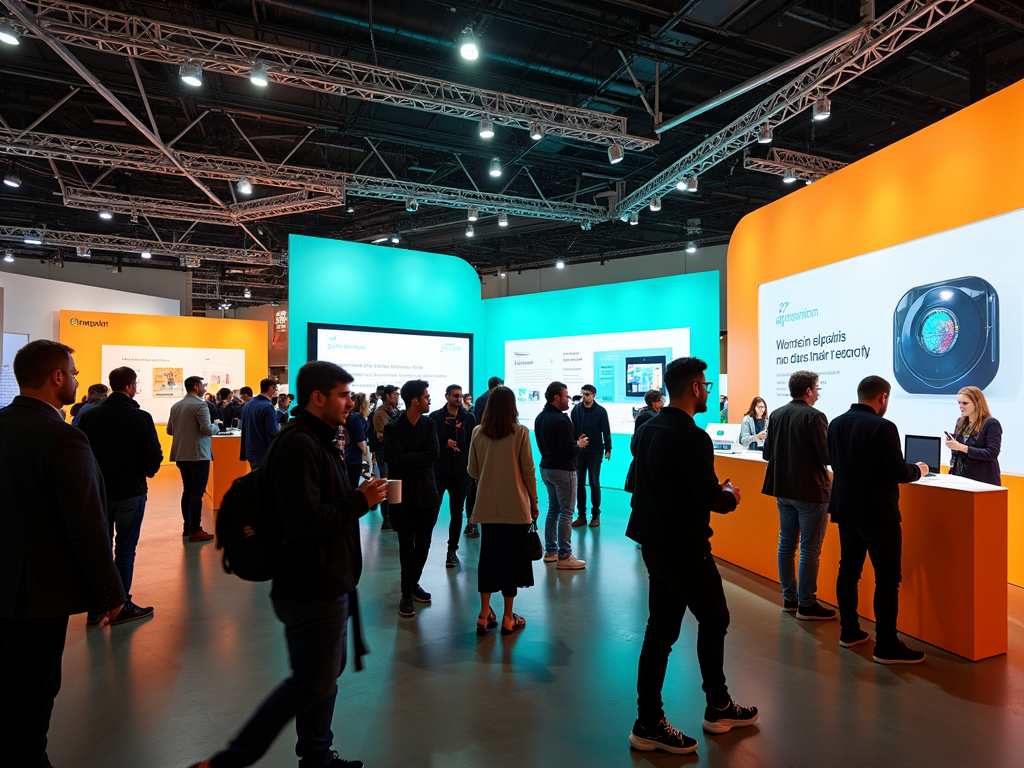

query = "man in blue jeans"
[
  {"left": 189, "top": 361, "right": 387, "bottom": 768},
  {"left": 534, "top": 381, "right": 588, "bottom": 570},
  {"left": 760, "top": 370, "right": 836, "bottom": 620},
  {"left": 79, "top": 365, "right": 164, "bottom": 625}
]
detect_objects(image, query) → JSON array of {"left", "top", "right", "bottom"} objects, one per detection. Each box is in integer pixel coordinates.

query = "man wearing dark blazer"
[
  {"left": 827, "top": 375, "right": 929, "bottom": 665},
  {"left": 0, "top": 340, "right": 126, "bottom": 768}
]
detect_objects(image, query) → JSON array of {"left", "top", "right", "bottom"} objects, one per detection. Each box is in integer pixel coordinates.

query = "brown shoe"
[
  {"left": 188, "top": 529, "right": 215, "bottom": 542},
  {"left": 570, "top": 516, "right": 587, "bottom": 527}
]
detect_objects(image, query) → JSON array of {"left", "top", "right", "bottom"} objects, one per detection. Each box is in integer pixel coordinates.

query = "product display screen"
[
  {"left": 310, "top": 323, "right": 472, "bottom": 395},
  {"left": 625, "top": 356, "right": 665, "bottom": 397}
]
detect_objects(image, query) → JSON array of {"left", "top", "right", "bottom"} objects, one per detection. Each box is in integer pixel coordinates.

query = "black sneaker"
[
  {"left": 796, "top": 601, "right": 837, "bottom": 621},
  {"left": 109, "top": 599, "right": 154, "bottom": 625},
  {"left": 702, "top": 700, "right": 759, "bottom": 734},
  {"left": 464, "top": 523, "right": 480, "bottom": 538},
  {"left": 398, "top": 593, "right": 415, "bottom": 617},
  {"left": 839, "top": 629, "right": 871, "bottom": 648},
  {"left": 445, "top": 551, "right": 459, "bottom": 569},
  {"left": 873, "top": 640, "right": 925, "bottom": 665},
  {"left": 303, "top": 751, "right": 363, "bottom": 768},
  {"left": 783, "top": 600, "right": 798, "bottom": 612},
  {"left": 628, "top": 718, "right": 698, "bottom": 755},
  {"left": 381, "top": 520, "right": 394, "bottom": 532},
  {"left": 412, "top": 583, "right": 431, "bottom": 603},
  {"left": 86, "top": 612, "right": 103, "bottom": 627}
]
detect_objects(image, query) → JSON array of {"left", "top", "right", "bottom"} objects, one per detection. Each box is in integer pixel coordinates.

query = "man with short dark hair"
[
  {"left": 189, "top": 361, "right": 387, "bottom": 768},
  {"left": 473, "top": 375, "right": 503, "bottom": 421},
  {"left": 535, "top": 381, "right": 588, "bottom": 569},
  {"left": 634, "top": 389, "right": 664, "bottom": 432},
  {"left": 167, "top": 376, "right": 219, "bottom": 541},
  {"left": 370, "top": 384, "right": 401, "bottom": 532},
  {"left": 429, "top": 384, "right": 477, "bottom": 569},
  {"left": 70, "top": 382, "right": 109, "bottom": 426},
  {"left": 239, "top": 386, "right": 254, "bottom": 402},
  {"left": 627, "top": 357, "right": 758, "bottom": 754},
  {"left": 1, "top": 340, "right": 125, "bottom": 768},
  {"left": 570, "top": 384, "right": 612, "bottom": 527},
  {"left": 79, "top": 365, "right": 163, "bottom": 626},
  {"left": 385, "top": 380, "right": 440, "bottom": 618},
  {"left": 239, "top": 377, "right": 280, "bottom": 470},
  {"left": 828, "top": 375, "right": 929, "bottom": 664}
]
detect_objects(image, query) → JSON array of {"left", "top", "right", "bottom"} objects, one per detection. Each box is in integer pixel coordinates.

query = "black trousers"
[
  {"left": 836, "top": 522, "right": 903, "bottom": 647},
  {"left": 436, "top": 474, "right": 471, "bottom": 552},
  {"left": 176, "top": 460, "right": 211, "bottom": 533},
  {"left": 0, "top": 614, "right": 69, "bottom": 768},
  {"left": 576, "top": 451, "right": 603, "bottom": 517},
  {"left": 389, "top": 504, "right": 440, "bottom": 593},
  {"left": 636, "top": 548, "right": 731, "bottom": 726}
]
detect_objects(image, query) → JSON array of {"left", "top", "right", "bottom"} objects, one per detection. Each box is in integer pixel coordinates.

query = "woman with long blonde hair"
[{"left": 945, "top": 386, "right": 1002, "bottom": 485}]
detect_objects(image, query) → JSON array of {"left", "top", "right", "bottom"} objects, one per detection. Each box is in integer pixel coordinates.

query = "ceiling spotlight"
[
  {"left": 76, "top": 246, "right": 91, "bottom": 258},
  {"left": 529, "top": 122, "right": 544, "bottom": 141},
  {"left": 458, "top": 27, "right": 479, "bottom": 60},
  {"left": 0, "top": 19, "right": 20, "bottom": 46},
  {"left": 98, "top": 209, "right": 113, "bottom": 220},
  {"left": 679, "top": 175, "right": 698, "bottom": 193},
  {"left": 390, "top": 233, "right": 400, "bottom": 244},
  {"left": 24, "top": 236, "right": 41, "bottom": 245},
  {"left": 3, "top": 172, "right": 21, "bottom": 188},
  {"left": 650, "top": 196, "right": 662, "bottom": 212},
  {"left": 465, "top": 224, "right": 475, "bottom": 238},
  {"left": 629, "top": 212, "right": 639, "bottom": 226},
  {"left": 179, "top": 61, "right": 203, "bottom": 87},
  {"left": 805, "top": 179, "right": 813, "bottom": 186},
  {"left": 812, "top": 96, "right": 831, "bottom": 121},
  {"left": 346, "top": 206, "right": 355, "bottom": 214},
  {"left": 405, "top": 198, "right": 419, "bottom": 212},
  {"left": 467, "top": 205, "right": 479, "bottom": 222},
  {"left": 500, "top": 266, "right": 507, "bottom": 278},
  {"left": 249, "top": 61, "right": 270, "bottom": 87},
  {"left": 479, "top": 116, "right": 494, "bottom": 139},
  {"left": 555, "top": 259, "right": 565, "bottom": 269},
  {"left": 3, "top": 251, "right": 13, "bottom": 263},
  {"left": 685, "top": 241, "right": 697, "bottom": 254},
  {"left": 371, "top": 236, "right": 389, "bottom": 244},
  {"left": 141, "top": 251, "right": 152, "bottom": 259},
  {"left": 236, "top": 177, "right": 253, "bottom": 195},
  {"left": 783, "top": 168, "right": 798, "bottom": 184},
  {"left": 757, "top": 124, "right": 773, "bottom": 144},
  {"left": 489, "top": 157, "right": 502, "bottom": 177},
  {"left": 498, "top": 211, "right": 508, "bottom": 227},
  {"left": 580, "top": 221, "right": 592, "bottom": 231},
  {"left": 243, "top": 288, "right": 252, "bottom": 298},
  {"left": 608, "top": 143, "right": 624, "bottom": 165}
]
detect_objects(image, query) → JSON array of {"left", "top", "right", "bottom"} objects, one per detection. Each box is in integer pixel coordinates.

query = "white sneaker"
[
  {"left": 557, "top": 554, "right": 586, "bottom": 569},
  {"left": 542, "top": 552, "right": 558, "bottom": 563}
]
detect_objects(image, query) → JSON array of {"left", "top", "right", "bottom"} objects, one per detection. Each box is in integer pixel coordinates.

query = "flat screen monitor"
[
  {"left": 905, "top": 434, "right": 941, "bottom": 474},
  {"left": 625, "top": 355, "right": 665, "bottom": 398}
]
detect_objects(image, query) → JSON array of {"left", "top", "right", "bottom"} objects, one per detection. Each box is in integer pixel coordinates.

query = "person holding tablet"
[{"left": 945, "top": 386, "right": 1002, "bottom": 486}]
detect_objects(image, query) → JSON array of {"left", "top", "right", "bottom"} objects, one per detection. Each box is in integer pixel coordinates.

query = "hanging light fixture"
[
  {"left": 812, "top": 96, "right": 831, "bottom": 121},
  {"left": 479, "top": 117, "right": 494, "bottom": 139},
  {"left": 677, "top": 176, "right": 698, "bottom": 193},
  {"left": 467, "top": 206, "right": 479, "bottom": 222},
  {"left": 685, "top": 241, "right": 697, "bottom": 253},
  {"left": 465, "top": 224, "right": 475, "bottom": 238},
  {"left": 498, "top": 212, "right": 509, "bottom": 227},
  {"left": 390, "top": 233, "right": 400, "bottom": 244},
  {"left": 783, "top": 168, "right": 798, "bottom": 184},
  {"left": 499, "top": 268, "right": 506, "bottom": 278},
  {"left": 249, "top": 61, "right": 270, "bottom": 87},
  {"left": 179, "top": 61, "right": 203, "bottom": 87},
  {"left": 3, "top": 172, "right": 21, "bottom": 188},
  {"left": 650, "top": 197, "right": 662, "bottom": 212},
  {"left": 608, "top": 143, "right": 624, "bottom": 165},
  {"left": 529, "top": 122, "right": 544, "bottom": 141},
  {"left": 580, "top": 221, "right": 592, "bottom": 231},
  {"left": 0, "top": 19, "right": 20, "bottom": 46},
  {"left": 458, "top": 27, "right": 479, "bottom": 60},
  {"left": 3, "top": 251, "right": 13, "bottom": 263},
  {"left": 141, "top": 251, "right": 152, "bottom": 259},
  {"left": 629, "top": 212, "right": 639, "bottom": 226},
  {"left": 489, "top": 157, "right": 502, "bottom": 177},
  {"left": 555, "top": 259, "right": 565, "bottom": 269},
  {"left": 236, "top": 177, "right": 253, "bottom": 195},
  {"left": 757, "top": 124, "right": 773, "bottom": 144},
  {"left": 98, "top": 209, "right": 113, "bottom": 220},
  {"left": 405, "top": 198, "right": 419, "bottom": 212},
  {"left": 23, "top": 236, "right": 42, "bottom": 245}
]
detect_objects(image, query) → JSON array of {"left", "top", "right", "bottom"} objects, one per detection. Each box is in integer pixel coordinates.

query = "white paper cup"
[{"left": 386, "top": 479, "right": 402, "bottom": 504}]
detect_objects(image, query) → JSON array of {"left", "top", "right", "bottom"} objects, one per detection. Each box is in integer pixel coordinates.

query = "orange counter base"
[
  {"left": 211, "top": 435, "right": 248, "bottom": 511},
  {"left": 712, "top": 454, "right": 1008, "bottom": 662}
]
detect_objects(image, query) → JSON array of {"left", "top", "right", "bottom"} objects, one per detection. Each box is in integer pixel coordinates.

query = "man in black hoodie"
[
  {"left": 78, "top": 366, "right": 163, "bottom": 625},
  {"left": 190, "top": 361, "right": 387, "bottom": 768},
  {"left": 428, "top": 384, "right": 477, "bottom": 569}
]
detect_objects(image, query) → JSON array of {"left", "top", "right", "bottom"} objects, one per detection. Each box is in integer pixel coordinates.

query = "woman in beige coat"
[{"left": 468, "top": 386, "right": 539, "bottom": 635}]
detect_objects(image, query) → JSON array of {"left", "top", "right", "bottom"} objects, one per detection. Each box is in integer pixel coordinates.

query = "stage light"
[
  {"left": 243, "top": 288, "right": 252, "bottom": 298},
  {"left": 758, "top": 124, "right": 773, "bottom": 144},
  {"left": 24, "top": 237, "right": 41, "bottom": 245},
  {"left": 465, "top": 224, "right": 475, "bottom": 238},
  {"left": 141, "top": 251, "right": 152, "bottom": 259},
  {"left": 405, "top": 198, "right": 419, "bottom": 212},
  {"left": 685, "top": 241, "right": 697, "bottom": 253},
  {"left": 459, "top": 27, "right": 479, "bottom": 60},
  {"left": 608, "top": 143, "right": 624, "bottom": 164},
  {"left": 650, "top": 197, "right": 662, "bottom": 212},
  {"left": 98, "top": 209, "right": 113, "bottom": 220},
  {"left": 346, "top": 206, "right": 355, "bottom": 214},
  {"left": 249, "top": 61, "right": 269, "bottom": 87},
  {"left": 479, "top": 117, "right": 494, "bottom": 139},
  {"left": 3, "top": 251, "right": 13, "bottom": 263},
  {"left": 555, "top": 259, "right": 565, "bottom": 269},
  {"left": 812, "top": 96, "right": 831, "bottom": 121},
  {"left": 467, "top": 205, "right": 479, "bottom": 222},
  {"left": 390, "top": 233, "right": 400, "bottom": 244},
  {"left": 629, "top": 212, "right": 639, "bottom": 226},
  {"left": 805, "top": 179, "right": 813, "bottom": 186},
  {"left": 500, "top": 267, "right": 507, "bottom": 278},
  {"left": 0, "top": 19, "right": 20, "bottom": 46},
  {"left": 236, "top": 177, "right": 253, "bottom": 195},
  {"left": 676, "top": 175, "right": 698, "bottom": 193},
  {"left": 179, "top": 61, "right": 203, "bottom": 87},
  {"left": 371, "top": 236, "right": 389, "bottom": 244},
  {"left": 3, "top": 173, "right": 21, "bottom": 188},
  {"left": 76, "top": 246, "right": 91, "bottom": 258},
  {"left": 529, "top": 122, "right": 544, "bottom": 141},
  {"left": 783, "top": 168, "right": 798, "bottom": 184},
  {"left": 489, "top": 157, "right": 502, "bottom": 177},
  {"left": 580, "top": 221, "right": 592, "bottom": 231},
  {"left": 498, "top": 211, "right": 508, "bottom": 227}
]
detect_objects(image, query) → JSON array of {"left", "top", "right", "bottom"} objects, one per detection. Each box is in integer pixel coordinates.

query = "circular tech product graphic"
[{"left": 918, "top": 308, "right": 959, "bottom": 356}]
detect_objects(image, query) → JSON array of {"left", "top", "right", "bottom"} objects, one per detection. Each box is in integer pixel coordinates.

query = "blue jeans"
[
  {"left": 107, "top": 494, "right": 147, "bottom": 599},
  {"left": 576, "top": 451, "right": 603, "bottom": 518},
  {"left": 541, "top": 468, "right": 576, "bottom": 558},
  {"left": 211, "top": 595, "right": 350, "bottom": 768},
  {"left": 776, "top": 498, "right": 829, "bottom": 606}
]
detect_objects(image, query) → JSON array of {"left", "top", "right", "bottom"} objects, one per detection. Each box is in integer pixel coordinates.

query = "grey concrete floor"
[{"left": 49, "top": 471, "right": 1024, "bottom": 768}]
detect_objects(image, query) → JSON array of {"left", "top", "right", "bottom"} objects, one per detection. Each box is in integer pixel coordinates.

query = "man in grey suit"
[
  {"left": 167, "top": 375, "right": 220, "bottom": 542},
  {"left": 0, "top": 340, "right": 126, "bottom": 768}
]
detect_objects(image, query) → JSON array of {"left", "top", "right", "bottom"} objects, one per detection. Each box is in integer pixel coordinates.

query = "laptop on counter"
[{"left": 905, "top": 434, "right": 941, "bottom": 477}]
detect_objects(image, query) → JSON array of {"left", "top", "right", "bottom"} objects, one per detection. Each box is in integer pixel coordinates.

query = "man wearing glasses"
[{"left": 570, "top": 384, "right": 612, "bottom": 528}]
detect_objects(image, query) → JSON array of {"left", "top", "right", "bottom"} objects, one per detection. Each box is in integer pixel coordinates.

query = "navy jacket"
[
  {"left": 473, "top": 389, "right": 491, "bottom": 422},
  {"left": 428, "top": 405, "right": 477, "bottom": 477},
  {"left": 571, "top": 401, "right": 612, "bottom": 454},
  {"left": 78, "top": 392, "right": 164, "bottom": 501},
  {"left": 826, "top": 403, "right": 922, "bottom": 527},
  {"left": 535, "top": 403, "right": 580, "bottom": 471},
  {"left": 239, "top": 394, "right": 279, "bottom": 462},
  {"left": 950, "top": 417, "right": 1002, "bottom": 486}
]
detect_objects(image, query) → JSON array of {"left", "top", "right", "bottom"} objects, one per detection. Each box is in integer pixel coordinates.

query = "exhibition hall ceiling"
[{"left": 0, "top": 0, "right": 1021, "bottom": 312}]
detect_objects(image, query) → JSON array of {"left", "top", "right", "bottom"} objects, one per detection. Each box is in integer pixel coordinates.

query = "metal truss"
[
  {"left": 63, "top": 186, "right": 344, "bottom": 225},
  {"left": 9, "top": 0, "right": 656, "bottom": 152},
  {"left": 0, "top": 129, "right": 610, "bottom": 224},
  {"left": 0, "top": 226, "right": 285, "bottom": 265},
  {"left": 743, "top": 148, "right": 848, "bottom": 182},
  {"left": 614, "top": 0, "right": 975, "bottom": 216}
]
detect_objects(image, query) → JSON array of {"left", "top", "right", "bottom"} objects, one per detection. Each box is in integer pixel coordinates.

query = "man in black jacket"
[
  {"left": 760, "top": 370, "right": 835, "bottom": 621},
  {"left": 627, "top": 357, "right": 757, "bottom": 755},
  {"left": 570, "top": 384, "right": 612, "bottom": 527},
  {"left": 633, "top": 389, "right": 663, "bottom": 433},
  {"left": 535, "top": 382, "right": 588, "bottom": 569},
  {"left": 1, "top": 340, "right": 125, "bottom": 768},
  {"left": 472, "top": 375, "right": 503, "bottom": 422},
  {"left": 828, "top": 375, "right": 929, "bottom": 665},
  {"left": 428, "top": 384, "right": 477, "bottom": 569},
  {"left": 385, "top": 379, "right": 441, "bottom": 618},
  {"left": 79, "top": 365, "right": 163, "bottom": 625},
  {"left": 192, "top": 361, "right": 386, "bottom": 768}
]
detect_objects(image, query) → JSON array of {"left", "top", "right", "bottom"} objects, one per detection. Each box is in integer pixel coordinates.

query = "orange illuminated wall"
[
  {"left": 59, "top": 310, "right": 269, "bottom": 463},
  {"left": 727, "top": 80, "right": 1024, "bottom": 587}
]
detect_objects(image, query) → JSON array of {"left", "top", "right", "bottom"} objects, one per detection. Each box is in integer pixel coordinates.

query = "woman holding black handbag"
[{"left": 468, "top": 386, "right": 540, "bottom": 636}]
